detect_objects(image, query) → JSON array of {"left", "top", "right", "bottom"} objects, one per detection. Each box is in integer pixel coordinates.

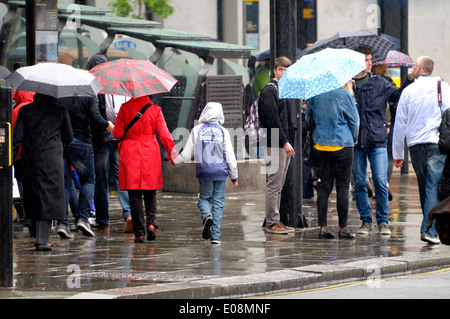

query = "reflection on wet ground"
[{"left": 2, "top": 169, "right": 450, "bottom": 298}]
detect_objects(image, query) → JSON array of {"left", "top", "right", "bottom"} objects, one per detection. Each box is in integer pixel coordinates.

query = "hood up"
[{"left": 198, "top": 102, "right": 224, "bottom": 125}]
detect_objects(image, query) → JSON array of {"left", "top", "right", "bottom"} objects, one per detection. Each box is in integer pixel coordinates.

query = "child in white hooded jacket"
[{"left": 173, "top": 102, "right": 238, "bottom": 244}]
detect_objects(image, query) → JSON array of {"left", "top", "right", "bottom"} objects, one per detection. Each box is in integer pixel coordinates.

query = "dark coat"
[
  {"left": 259, "top": 79, "right": 295, "bottom": 148},
  {"left": 353, "top": 73, "right": 413, "bottom": 149},
  {"left": 13, "top": 94, "right": 73, "bottom": 220}
]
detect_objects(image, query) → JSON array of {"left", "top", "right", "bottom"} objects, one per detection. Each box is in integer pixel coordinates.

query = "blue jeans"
[
  {"left": 198, "top": 181, "right": 226, "bottom": 240},
  {"left": 94, "top": 140, "right": 130, "bottom": 226},
  {"left": 353, "top": 147, "right": 389, "bottom": 226},
  {"left": 409, "top": 144, "right": 445, "bottom": 237},
  {"left": 60, "top": 138, "right": 96, "bottom": 225}
]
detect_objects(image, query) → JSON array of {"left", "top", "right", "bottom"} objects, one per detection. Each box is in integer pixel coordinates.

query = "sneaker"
[
  {"left": 266, "top": 222, "right": 290, "bottom": 234},
  {"left": 124, "top": 216, "right": 133, "bottom": 233},
  {"left": 420, "top": 234, "right": 440, "bottom": 245},
  {"left": 202, "top": 216, "right": 213, "bottom": 239},
  {"left": 56, "top": 225, "right": 74, "bottom": 239},
  {"left": 77, "top": 220, "right": 95, "bottom": 237},
  {"left": 210, "top": 238, "right": 221, "bottom": 245},
  {"left": 379, "top": 223, "right": 391, "bottom": 236},
  {"left": 88, "top": 217, "right": 96, "bottom": 226},
  {"left": 357, "top": 223, "right": 372, "bottom": 235},
  {"left": 147, "top": 224, "right": 156, "bottom": 241},
  {"left": 91, "top": 220, "right": 110, "bottom": 230}
]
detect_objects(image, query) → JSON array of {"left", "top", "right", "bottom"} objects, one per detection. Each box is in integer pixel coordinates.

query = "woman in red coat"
[{"left": 113, "top": 95, "right": 175, "bottom": 242}]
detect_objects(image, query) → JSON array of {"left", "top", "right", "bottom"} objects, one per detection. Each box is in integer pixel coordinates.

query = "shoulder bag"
[
  {"left": 119, "top": 102, "right": 151, "bottom": 142},
  {"left": 302, "top": 102, "right": 315, "bottom": 168}
]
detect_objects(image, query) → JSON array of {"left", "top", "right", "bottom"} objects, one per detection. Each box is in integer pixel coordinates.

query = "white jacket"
[{"left": 173, "top": 102, "right": 238, "bottom": 182}]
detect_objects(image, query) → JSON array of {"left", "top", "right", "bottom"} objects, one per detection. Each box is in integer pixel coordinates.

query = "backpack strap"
[
  {"left": 438, "top": 79, "right": 443, "bottom": 107},
  {"left": 119, "top": 103, "right": 151, "bottom": 142}
]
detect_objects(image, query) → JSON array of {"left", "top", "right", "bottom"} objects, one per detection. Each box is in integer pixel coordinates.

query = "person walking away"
[
  {"left": 393, "top": 56, "right": 450, "bottom": 244},
  {"left": 113, "top": 95, "right": 175, "bottom": 243},
  {"left": 306, "top": 82, "right": 360, "bottom": 239},
  {"left": 352, "top": 46, "right": 416, "bottom": 236},
  {"left": 56, "top": 94, "right": 114, "bottom": 238},
  {"left": 173, "top": 102, "right": 238, "bottom": 245},
  {"left": 13, "top": 93, "right": 73, "bottom": 250},
  {"left": 85, "top": 53, "right": 132, "bottom": 233},
  {"left": 258, "top": 56, "right": 296, "bottom": 234}
]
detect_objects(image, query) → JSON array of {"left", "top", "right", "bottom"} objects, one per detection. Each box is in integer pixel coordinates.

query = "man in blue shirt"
[
  {"left": 352, "top": 46, "right": 417, "bottom": 236},
  {"left": 393, "top": 56, "right": 450, "bottom": 244}
]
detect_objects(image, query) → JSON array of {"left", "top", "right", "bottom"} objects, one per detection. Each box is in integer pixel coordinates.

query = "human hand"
[
  {"left": 394, "top": 159, "right": 404, "bottom": 168},
  {"left": 106, "top": 121, "right": 114, "bottom": 132},
  {"left": 283, "top": 142, "right": 295, "bottom": 156},
  {"left": 232, "top": 180, "right": 238, "bottom": 187}
]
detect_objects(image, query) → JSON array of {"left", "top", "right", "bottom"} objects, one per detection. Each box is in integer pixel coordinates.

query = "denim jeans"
[
  {"left": 94, "top": 140, "right": 130, "bottom": 226},
  {"left": 198, "top": 181, "right": 226, "bottom": 240},
  {"left": 60, "top": 138, "right": 96, "bottom": 225},
  {"left": 409, "top": 144, "right": 445, "bottom": 237},
  {"left": 353, "top": 147, "right": 389, "bottom": 226}
]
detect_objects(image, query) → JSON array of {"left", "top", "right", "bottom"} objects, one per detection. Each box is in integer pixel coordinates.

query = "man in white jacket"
[
  {"left": 173, "top": 102, "right": 238, "bottom": 244},
  {"left": 393, "top": 56, "right": 450, "bottom": 244}
]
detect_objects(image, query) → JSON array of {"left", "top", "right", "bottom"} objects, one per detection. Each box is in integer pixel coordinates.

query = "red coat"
[{"left": 113, "top": 96, "right": 174, "bottom": 190}]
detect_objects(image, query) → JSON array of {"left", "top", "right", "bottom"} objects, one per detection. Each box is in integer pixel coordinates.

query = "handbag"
[
  {"left": 302, "top": 103, "right": 315, "bottom": 168},
  {"left": 119, "top": 103, "right": 151, "bottom": 142}
]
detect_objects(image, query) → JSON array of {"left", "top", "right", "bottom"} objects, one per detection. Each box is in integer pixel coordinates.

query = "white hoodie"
[{"left": 173, "top": 102, "right": 238, "bottom": 182}]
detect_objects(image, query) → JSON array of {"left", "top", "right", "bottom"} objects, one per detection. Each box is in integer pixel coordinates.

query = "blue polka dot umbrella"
[{"left": 278, "top": 48, "right": 366, "bottom": 100}]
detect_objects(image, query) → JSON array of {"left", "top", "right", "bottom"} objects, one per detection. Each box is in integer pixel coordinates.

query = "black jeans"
[
  {"left": 128, "top": 190, "right": 157, "bottom": 238},
  {"left": 314, "top": 147, "right": 353, "bottom": 228}
]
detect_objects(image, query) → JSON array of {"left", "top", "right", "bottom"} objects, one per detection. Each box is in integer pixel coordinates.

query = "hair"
[
  {"left": 417, "top": 56, "right": 434, "bottom": 74},
  {"left": 343, "top": 81, "right": 355, "bottom": 97},
  {"left": 274, "top": 56, "right": 292, "bottom": 69},
  {"left": 372, "top": 64, "right": 387, "bottom": 76},
  {"left": 355, "top": 46, "right": 373, "bottom": 56}
]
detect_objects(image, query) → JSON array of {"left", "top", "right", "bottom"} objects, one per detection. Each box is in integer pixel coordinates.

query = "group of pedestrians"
[
  {"left": 12, "top": 53, "right": 239, "bottom": 250},
  {"left": 11, "top": 48, "right": 450, "bottom": 251},
  {"left": 260, "top": 49, "right": 448, "bottom": 245}
]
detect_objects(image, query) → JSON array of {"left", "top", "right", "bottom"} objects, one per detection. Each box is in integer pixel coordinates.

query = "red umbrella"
[{"left": 89, "top": 58, "right": 178, "bottom": 97}]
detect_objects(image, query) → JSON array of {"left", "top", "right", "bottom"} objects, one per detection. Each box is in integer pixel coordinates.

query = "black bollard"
[{"left": 0, "top": 86, "right": 13, "bottom": 287}]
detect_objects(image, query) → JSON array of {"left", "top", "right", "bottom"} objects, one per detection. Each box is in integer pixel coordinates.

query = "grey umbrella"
[
  {"left": 6, "top": 62, "right": 103, "bottom": 98},
  {"left": 302, "top": 29, "right": 395, "bottom": 63}
]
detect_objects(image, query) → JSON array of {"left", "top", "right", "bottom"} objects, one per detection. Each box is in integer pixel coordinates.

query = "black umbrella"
[{"left": 302, "top": 29, "right": 395, "bottom": 63}]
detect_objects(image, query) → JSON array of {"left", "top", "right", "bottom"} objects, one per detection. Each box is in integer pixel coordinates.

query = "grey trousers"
[{"left": 265, "top": 147, "right": 291, "bottom": 228}]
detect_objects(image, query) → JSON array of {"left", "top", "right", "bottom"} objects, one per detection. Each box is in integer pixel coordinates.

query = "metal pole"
[
  {"left": 0, "top": 87, "right": 13, "bottom": 287},
  {"left": 25, "top": 0, "right": 36, "bottom": 66},
  {"left": 270, "top": 0, "right": 306, "bottom": 227}
]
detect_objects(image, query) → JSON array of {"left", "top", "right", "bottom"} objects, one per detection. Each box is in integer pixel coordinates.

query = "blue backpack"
[{"left": 195, "top": 123, "right": 229, "bottom": 181}]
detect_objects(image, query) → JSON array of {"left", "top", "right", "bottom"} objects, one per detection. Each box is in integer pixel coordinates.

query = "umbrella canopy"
[
  {"left": 89, "top": 58, "right": 178, "bottom": 98},
  {"left": 373, "top": 50, "right": 414, "bottom": 67},
  {"left": 5, "top": 63, "right": 103, "bottom": 98},
  {"left": 302, "top": 29, "right": 395, "bottom": 63},
  {"left": 278, "top": 48, "right": 366, "bottom": 100}
]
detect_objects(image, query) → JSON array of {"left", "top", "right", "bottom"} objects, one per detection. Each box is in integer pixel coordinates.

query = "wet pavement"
[{"left": 1, "top": 167, "right": 450, "bottom": 299}]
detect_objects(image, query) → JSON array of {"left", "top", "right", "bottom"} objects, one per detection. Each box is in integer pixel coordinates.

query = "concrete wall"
[{"left": 162, "top": 161, "right": 266, "bottom": 194}]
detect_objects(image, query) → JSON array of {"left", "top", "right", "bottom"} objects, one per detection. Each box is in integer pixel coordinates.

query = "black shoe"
[
  {"left": 319, "top": 229, "right": 335, "bottom": 239},
  {"left": 147, "top": 224, "right": 156, "bottom": 241},
  {"left": 202, "top": 216, "right": 213, "bottom": 239},
  {"left": 35, "top": 244, "right": 52, "bottom": 251},
  {"left": 339, "top": 230, "right": 356, "bottom": 239}
]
